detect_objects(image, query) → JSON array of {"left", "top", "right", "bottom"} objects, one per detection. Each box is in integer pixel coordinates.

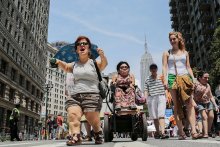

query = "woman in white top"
[{"left": 162, "top": 32, "right": 201, "bottom": 140}]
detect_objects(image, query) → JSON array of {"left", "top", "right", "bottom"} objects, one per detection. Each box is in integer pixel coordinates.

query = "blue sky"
[{"left": 48, "top": 0, "right": 172, "bottom": 81}]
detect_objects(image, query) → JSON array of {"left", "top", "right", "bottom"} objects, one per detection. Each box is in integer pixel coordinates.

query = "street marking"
[{"left": 114, "top": 141, "right": 156, "bottom": 147}]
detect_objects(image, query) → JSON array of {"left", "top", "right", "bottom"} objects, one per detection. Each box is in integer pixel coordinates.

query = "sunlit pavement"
[{"left": 0, "top": 137, "right": 220, "bottom": 147}]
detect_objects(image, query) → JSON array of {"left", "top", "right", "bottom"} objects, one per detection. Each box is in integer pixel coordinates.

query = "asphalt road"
[{"left": 0, "top": 137, "right": 220, "bottom": 147}]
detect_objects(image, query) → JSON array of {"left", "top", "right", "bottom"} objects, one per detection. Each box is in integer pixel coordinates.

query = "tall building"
[
  {"left": 43, "top": 43, "right": 68, "bottom": 123},
  {"left": 140, "top": 37, "right": 153, "bottom": 91},
  {"left": 169, "top": 0, "right": 220, "bottom": 69},
  {"left": 0, "top": 0, "right": 50, "bottom": 138}
]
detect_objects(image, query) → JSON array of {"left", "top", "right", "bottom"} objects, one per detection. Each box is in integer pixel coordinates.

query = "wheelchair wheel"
[
  {"left": 104, "top": 115, "right": 113, "bottom": 142},
  {"left": 141, "top": 113, "right": 148, "bottom": 141},
  {"left": 131, "top": 133, "right": 138, "bottom": 141}
]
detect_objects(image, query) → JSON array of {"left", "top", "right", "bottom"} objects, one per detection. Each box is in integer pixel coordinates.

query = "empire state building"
[{"left": 140, "top": 38, "right": 153, "bottom": 90}]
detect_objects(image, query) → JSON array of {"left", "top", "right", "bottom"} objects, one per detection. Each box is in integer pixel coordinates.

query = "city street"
[{"left": 0, "top": 137, "right": 220, "bottom": 147}]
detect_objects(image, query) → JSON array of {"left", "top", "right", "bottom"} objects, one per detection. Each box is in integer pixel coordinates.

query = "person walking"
[
  {"left": 111, "top": 61, "right": 137, "bottom": 111},
  {"left": 47, "top": 116, "right": 53, "bottom": 140},
  {"left": 194, "top": 71, "right": 219, "bottom": 138},
  {"left": 162, "top": 31, "right": 201, "bottom": 140},
  {"left": 50, "top": 35, "right": 107, "bottom": 145},
  {"left": 144, "top": 63, "right": 169, "bottom": 139},
  {"left": 9, "top": 103, "right": 21, "bottom": 141},
  {"left": 56, "top": 113, "right": 64, "bottom": 139}
]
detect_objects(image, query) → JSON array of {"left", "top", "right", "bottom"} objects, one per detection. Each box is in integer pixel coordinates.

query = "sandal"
[
  {"left": 66, "top": 134, "right": 82, "bottom": 146},
  {"left": 178, "top": 134, "right": 187, "bottom": 140},
  {"left": 203, "top": 134, "right": 209, "bottom": 138},
  {"left": 191, "top": 132, "right": 203, "bottom": 140},
  {"left": 94, "top": 131, "right": 103, "bottom": 144}
]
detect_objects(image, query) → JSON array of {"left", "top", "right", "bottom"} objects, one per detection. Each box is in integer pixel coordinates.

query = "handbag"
[{"left": 93, "top": 60, "right": 109, "bottom": 99}]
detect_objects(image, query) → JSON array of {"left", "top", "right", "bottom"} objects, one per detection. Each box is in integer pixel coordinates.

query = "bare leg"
[
  {"left": 207, "top": 110, "right": 214, "bottom": 133},
  {"left": 197, "top": 121, "right": 203, "bottom": 133},
  {"left": 85, "top": 112, "right": 102, "bottom": 133},
  {"left": 186, "top": 97, "right": 197, "bottom": 134},
  {"left": 201, "top": 110, "right": 208, "bottom": 137},
  {"left": 85, "top": 112, "right": 103, "bottom": 144},
  {"left": 159, "top": 117, "right": 166, "bottom": 134},
  {"left": 84, "top": 122, "right": 92, "bottom": 137},
  {"left": 170, "top": 89, "right": 184, "bottom": 136},
  {"left": 67, "top": 106, "right": 83, "bottom": 135},
  {"left": 154, "top": 119, "right": 160, "bottom": 133}
]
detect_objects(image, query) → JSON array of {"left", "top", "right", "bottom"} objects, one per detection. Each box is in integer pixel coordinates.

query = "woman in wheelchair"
[{"left": 111, "top": 61, "right": 137, "bottom": 111}]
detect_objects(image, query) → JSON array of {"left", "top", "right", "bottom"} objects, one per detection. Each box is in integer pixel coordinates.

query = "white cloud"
[{"left": 53, "top": 11, "right": 144, "bottom": 45}]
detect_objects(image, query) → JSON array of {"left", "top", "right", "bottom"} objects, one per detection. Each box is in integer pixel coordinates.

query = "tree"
[{"left": 209, "top": 18, "right": 220, "bottom": 91}]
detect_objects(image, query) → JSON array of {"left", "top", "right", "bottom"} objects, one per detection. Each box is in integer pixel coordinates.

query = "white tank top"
[{"left": 168, "top": 53, "right": 188, "bottom": 75}]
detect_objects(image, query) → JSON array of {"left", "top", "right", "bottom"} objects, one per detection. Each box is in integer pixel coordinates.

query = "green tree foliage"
[{"left": 209, "top": 18, "right": 220, "bottom": 90}]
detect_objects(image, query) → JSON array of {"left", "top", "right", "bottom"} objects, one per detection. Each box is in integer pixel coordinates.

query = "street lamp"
[{"left": 43, "top": 83, "right": 53, "bottom": 140}]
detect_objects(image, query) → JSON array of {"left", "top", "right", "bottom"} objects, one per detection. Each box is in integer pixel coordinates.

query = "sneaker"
[
  {"left": 208, "top": 132, "right": 216, "bottom": 138},
  {"left": 160, "top": 133, "right": 169, "bottom": 139},
  {"left": 154, "top": 132, "right": 161, "bottom": 139},
  {"left": 183, "top": 128, "right": 191, "bottom": 137}
]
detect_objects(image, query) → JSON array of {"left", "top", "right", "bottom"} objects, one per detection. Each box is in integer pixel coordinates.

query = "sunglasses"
[
  {"left": 120, "top": 66, "right": 128, "bottom": 69},
  {"left": 76, "top": 42, "right": 89, "bottom": 46}
]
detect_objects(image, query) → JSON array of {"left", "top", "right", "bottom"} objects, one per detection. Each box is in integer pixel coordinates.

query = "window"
[
  {"left": 26, "top": 80, "right": 30, "bottom": 91},
  {"left": 0, "top": 81, "right": 6, "bottom": 97},
  {"left": 31, "top": 85, "right": 35, "bottom": 95},
  {"left": 9, "top": 88, "right": 15, "bottom": 102},
  {"left": 31, "top": 101, "right": 34, "bottom": 111},
  {"left": 11, "top": 68, "right": 16, "bottom": 81},
  {"left": 0, "top": 11, "right": 2, "bottom": 21},
  {"left": 19, "top": 75, "right": 24, "bottom": 86},
  {"left": 0, "top": 59, "right": 7, "bottom": 74}
]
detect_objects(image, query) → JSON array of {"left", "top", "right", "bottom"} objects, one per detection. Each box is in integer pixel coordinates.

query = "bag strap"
[
  {"left": 93, "top": 60, "right": 102, "bottom": 82},
  {"left": 169, "top": 50, "right": 178, "bottom": 76}
]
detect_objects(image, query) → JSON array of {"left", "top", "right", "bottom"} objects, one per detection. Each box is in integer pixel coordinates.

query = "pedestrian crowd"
[{"left": 8, "top": 32, "right": 220, "bottom": 145}]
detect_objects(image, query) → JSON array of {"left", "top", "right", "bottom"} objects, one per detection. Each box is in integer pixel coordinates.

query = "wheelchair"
[{"left": 103, "top": 84, "right": 148, "bottom": 142}]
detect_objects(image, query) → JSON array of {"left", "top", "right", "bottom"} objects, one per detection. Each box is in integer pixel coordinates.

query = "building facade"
[
  {"left": 42, "top": 44, "right": 68, "bottom": 123},
  {"left": 169, "top": 0, "right": 220, "bottom": 69},
  {"left": 140, "top": 38, "right": 153, "bottom": 91},
  {"left": 0, "top": 0, "right": 50, "bottom": 138}
]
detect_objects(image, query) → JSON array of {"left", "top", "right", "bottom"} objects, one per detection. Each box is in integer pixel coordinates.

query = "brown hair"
[
  {"left": 74, "top": 36, "right": 91, "bottom": 50},
  {"left": 74, "top": 35, "right": 93, "bottom": 58},
  {"left": 169, "top": 32, "right": 186, "bottom": 51}
]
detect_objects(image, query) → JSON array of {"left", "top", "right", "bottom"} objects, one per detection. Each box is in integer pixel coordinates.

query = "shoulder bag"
[{"left": 93, "top": 60, "right": 109, "bottom": 99}]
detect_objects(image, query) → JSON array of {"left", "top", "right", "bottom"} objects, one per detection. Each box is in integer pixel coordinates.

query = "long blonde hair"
[{"left": 169, "top": 31, "right": 186, "bottom": 51}]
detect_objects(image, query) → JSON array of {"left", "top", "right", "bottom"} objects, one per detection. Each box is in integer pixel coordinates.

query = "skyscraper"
[
  {"left": 140, "top": 37, "right": 153, "bottom": 91},
  {"left": 0, "top": 0, "right": 50, "bottom": 138},
  {"left": 169, "top": 0, "right": 220, "bottom": 69}
]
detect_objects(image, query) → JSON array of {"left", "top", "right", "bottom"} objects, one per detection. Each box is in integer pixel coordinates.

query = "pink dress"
[
  {"left": 114, "top": 74, "right": 135, "bottom": 107},
  {"left": 194, "top": 82, "right": 211, "bottom": 104}
]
